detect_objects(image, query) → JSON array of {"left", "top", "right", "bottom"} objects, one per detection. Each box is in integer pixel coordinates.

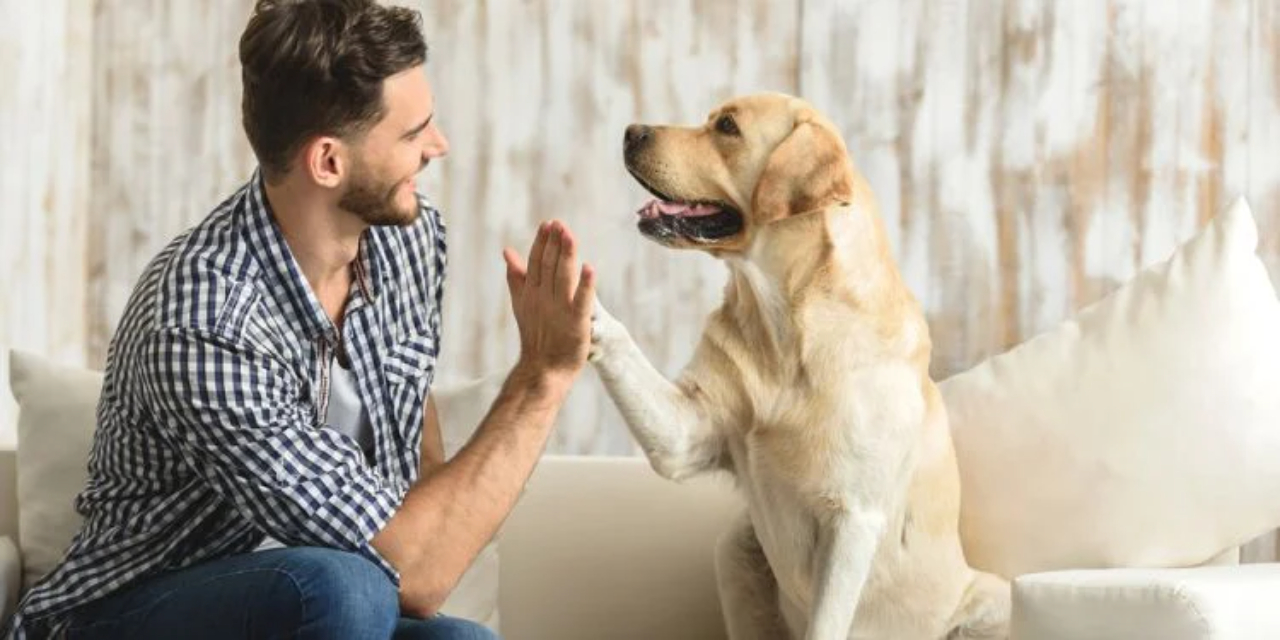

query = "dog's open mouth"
[{"left": 630, "top": 174, "right": 743, "bottom": 243}]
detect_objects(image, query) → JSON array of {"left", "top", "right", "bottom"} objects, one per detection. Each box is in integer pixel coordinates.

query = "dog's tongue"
[{"left": 637, "top": 199, "right": 722, "bottom": 220}]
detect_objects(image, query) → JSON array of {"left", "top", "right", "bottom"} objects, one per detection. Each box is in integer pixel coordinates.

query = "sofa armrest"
[
  {"left": 0, "top": 536, "right": 21, "bottom": 628},
  {"left": 1012, "top": 563, "right": 1280, "bottom": 640}
]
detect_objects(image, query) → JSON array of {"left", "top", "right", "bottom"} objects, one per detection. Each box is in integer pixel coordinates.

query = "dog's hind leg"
[
  {"left": 943, "top": 571, "right": 1010, "bottom": 640},
  {"left": 716, "top": 512, "right": 793, "bottom": 640}
]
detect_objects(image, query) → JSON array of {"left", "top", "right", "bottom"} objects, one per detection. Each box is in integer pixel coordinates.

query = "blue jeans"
[{"left": 63, "top": 546, "right": 499, "bottom": 640}]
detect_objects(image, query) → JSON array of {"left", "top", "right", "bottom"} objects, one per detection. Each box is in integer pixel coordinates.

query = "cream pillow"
[
  {"left": 940, "top": 198, "right": 1280, "bottom": 579},
  {"left": 8, "top": 350, "right": 101, "bottom": 591},
  {"left": 8, "top": 351, "right": 500, "bottom": 631}
]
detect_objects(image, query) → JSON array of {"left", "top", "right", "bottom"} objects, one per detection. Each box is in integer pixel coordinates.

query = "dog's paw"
[{"left": 589, "top": 301, "right": 628, "bottom": 363}]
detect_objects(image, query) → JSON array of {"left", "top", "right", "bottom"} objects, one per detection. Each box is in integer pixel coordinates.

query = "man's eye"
[{"left": 715, "top": 114, "right": 740, "bottom": 136}]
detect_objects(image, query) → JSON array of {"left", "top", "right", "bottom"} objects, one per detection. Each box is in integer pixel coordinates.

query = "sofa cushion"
[
  {"left": 8, "top": 350, "right": 100, "bottom": 592},
  {"left": 940, "top": 198, "right": 1280, "bottom": 578},
  {"left": 7, "top": 351, "right": 500, "bottom": 630},
  {"left": 1012, "top": 563, "right": 1280, "bottom": 640}
]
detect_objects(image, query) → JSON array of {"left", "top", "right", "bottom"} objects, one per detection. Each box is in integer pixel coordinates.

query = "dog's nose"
[{"left": 624, "top": 124, "right": 652, "bottom": 153}]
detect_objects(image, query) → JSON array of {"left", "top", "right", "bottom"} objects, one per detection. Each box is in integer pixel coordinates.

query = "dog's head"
[{"left": 623, "top": 93, "right": 856, "bottom": 253}]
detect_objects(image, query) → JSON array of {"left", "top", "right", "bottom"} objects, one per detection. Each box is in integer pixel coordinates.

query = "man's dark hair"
[{"left": 239, "top": 0, "right": 428, "bottom": 180}]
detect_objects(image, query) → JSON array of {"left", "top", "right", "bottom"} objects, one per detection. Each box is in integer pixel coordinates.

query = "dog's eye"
[{"left": 715, "top": 114, "right": 740, "bottom": 136}]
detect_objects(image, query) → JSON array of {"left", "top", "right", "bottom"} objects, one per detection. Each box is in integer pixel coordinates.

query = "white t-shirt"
[{"left": 254, "top": 356, "right": 374, "bottom": 552}]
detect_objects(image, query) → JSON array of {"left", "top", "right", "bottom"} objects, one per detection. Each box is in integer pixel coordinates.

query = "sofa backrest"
[{"left": 499, "top": 455, "right": 743, "bottom": 640}]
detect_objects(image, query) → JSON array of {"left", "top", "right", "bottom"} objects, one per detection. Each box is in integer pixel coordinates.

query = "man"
[{"left": 5, "top": 1, "right": 594, "bottom": 638}]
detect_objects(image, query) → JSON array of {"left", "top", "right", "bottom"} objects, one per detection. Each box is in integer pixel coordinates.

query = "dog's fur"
[{"left": 589, "top": 93, "right": 1010, "bottom": 640}]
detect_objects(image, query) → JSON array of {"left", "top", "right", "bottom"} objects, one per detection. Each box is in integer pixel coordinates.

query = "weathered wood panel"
[
  {"left": 0, "top": 0, "right": 93, "bottom": 448},
  {"left": 1249, "top": 0, "right": 1280, "bottom": 276},
  {"left": 85, "top": 0, "right": 259, "bottom": 365}
]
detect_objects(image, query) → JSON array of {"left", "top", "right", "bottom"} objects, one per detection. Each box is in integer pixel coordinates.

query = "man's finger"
[
  {"left": 554, "top": 226, "right": 579, "bottom": 301},
  {"left": 572, "top": 263, "right": 597, "bottom": 318},
  {"left": 527, "top": 222, "right": 550, "bottom": 288},
  {"left": 540, "top": 220, "right": 561, "bottom": 296}
]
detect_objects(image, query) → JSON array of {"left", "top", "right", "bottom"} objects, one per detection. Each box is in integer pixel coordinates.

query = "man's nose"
[{"left": 423, "top": 129, "right": 449, "bottom": 160}]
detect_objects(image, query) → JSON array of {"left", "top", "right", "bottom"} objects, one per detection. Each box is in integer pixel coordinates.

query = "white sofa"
[
  {"left": 6, "top": 197, "right": 1280, "bottom": 639},
  {"left": 2, "top": 436, "right": 1280, "bottom": 640}
]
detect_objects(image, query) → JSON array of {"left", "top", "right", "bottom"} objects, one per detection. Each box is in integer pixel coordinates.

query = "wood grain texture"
[
  {"left": 0, "top": 0, "right": 1276, "bottom": 547},
  {"left": 0, "top": 0, "right": 93, "bottom": 448},
  {"left": 85, "top": 0, "right": 259, "bottom": 365}
]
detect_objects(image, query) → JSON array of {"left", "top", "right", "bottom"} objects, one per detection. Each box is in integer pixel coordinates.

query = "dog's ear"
[{"left": 750, "top": 110, "right": 855, "bottom": 220}]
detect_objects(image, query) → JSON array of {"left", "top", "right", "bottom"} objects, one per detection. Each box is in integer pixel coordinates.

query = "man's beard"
[{"left": 338, "top": 159, "right": 418, "bottom": 227}]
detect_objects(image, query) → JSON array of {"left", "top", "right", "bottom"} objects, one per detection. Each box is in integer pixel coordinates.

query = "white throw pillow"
[
  {"left": 8, "top": 350, "right": 101, "bottom": 591},
  {"left": 940, "top": 198, "right": 1280, "bottom": 579},
  {"left": 8, "top": 351, "right": 501, "bottom": 631}
]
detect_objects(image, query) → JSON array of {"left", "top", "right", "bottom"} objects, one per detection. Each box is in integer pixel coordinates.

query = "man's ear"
[
  {"left": 303, "top": 136, "right": 345, "bottom": 189},
  {"left": 750, "top": 112, "right": 855, "bottom": 220}
]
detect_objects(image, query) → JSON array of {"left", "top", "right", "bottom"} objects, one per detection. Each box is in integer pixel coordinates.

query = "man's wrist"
[{"left": 506, "top": 359, "right": 575, "bottom": 403}]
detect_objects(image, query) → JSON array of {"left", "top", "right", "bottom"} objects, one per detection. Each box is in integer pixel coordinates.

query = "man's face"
[{"left": 339, "top": 64, "right": 449, "bottom": 226}]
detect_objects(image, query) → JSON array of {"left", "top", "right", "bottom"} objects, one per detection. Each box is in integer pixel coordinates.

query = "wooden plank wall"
[
  {"left": 0, "top": 0, "right": 93, "bottom": 449},
  {"left": 2, "top": 0, "right": 1278, "bottom": 555},
  {"left": 86, "top": 0, "right": 260, "bottom": 363}
]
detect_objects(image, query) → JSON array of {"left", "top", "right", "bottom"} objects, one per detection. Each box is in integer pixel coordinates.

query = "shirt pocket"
[
  {"left": 382, "top": 333, "right": 437, "bottom": 463},
  {"left": 383, "top": 332, "right": 439, "bottom": 393}
]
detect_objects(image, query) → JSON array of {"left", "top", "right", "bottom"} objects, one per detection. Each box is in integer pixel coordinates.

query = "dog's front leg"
[
  {"left": 806, "top": 507, "right": 886, "bottom": 640},
  {"left": 589, "top": 301, "right": 722, "bottom": 480}
]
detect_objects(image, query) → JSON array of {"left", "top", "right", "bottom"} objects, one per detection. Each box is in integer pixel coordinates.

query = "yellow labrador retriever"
[{"left": 589, "top": 93, "right": 1009, "bottom": 640}]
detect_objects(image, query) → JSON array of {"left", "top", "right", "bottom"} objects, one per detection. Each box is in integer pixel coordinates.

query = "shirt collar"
[{"left": 240, "top": 168, "right": 381, "bottom": 341}]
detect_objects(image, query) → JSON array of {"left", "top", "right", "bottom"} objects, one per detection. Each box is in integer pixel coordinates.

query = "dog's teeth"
[{"left": 637, "top": 200, "right": 662, "bottom": 219}]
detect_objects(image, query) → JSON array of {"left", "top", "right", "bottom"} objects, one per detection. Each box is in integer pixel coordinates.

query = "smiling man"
[{"left": 4, "top": 1, "right": 596, "bottom": 639}]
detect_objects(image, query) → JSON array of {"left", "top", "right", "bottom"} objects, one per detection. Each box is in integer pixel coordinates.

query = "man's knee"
[{"left": 276, "top": 547, "right": 399, "bottom": 639}]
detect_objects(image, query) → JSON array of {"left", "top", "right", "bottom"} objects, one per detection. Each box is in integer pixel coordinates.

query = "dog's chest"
[
  {"left": 736, "top": 460, "right": 821, "bottom": 602},
  {"left": 729, "top": 422, "right": 853, "bottom": 604},
  {"left": 724, "top": 363, "right": 927, "bottom": 611}
]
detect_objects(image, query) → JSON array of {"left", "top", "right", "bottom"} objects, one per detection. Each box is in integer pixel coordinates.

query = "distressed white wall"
[{"left": 0, "top": 0, "right": 93, "bottom": 449}]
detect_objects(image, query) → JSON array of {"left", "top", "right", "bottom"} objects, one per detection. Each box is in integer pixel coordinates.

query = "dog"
[{"left": 588, "top": 93, "right": 1010, "bottom": 640}]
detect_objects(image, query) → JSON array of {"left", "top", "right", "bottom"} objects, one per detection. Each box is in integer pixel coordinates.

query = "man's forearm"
[{"left": 373, "top": 362, "right": 569, "bottom": 616}]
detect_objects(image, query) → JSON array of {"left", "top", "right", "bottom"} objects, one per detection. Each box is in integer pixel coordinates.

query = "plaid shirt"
[{"left": 6, "top": 169, "right": 447, "bottom": 639}]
